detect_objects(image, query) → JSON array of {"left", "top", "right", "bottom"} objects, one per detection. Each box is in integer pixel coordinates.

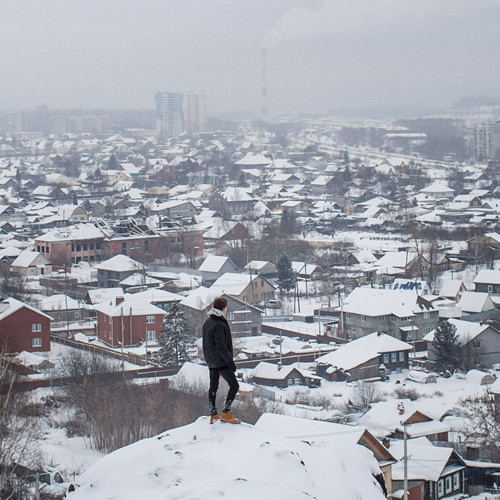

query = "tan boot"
[
  {"left": 221, "top": 410, "right": 241, "bottom": 424},
  {"left": 210, "top": 413, "right": 220, "bottom": 424}
]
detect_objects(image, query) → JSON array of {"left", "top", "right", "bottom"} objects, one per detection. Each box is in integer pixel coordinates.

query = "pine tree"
[
  {"left": 432, "top": 320, "right": 460, "bottom": 370},
  {"left": 157, "top": 303, "right": 192, "bottom": 368},
  {"left": 276, "top": 255, "right": 295, "bottom": 295}
]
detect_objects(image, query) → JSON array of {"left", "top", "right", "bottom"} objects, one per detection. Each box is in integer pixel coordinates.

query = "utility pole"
[{"left": 403, "top": 422, "right": 409, "bottom": 500}]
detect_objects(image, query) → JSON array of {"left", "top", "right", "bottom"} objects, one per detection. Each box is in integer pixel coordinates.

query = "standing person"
[{"left": 202, "top": 297, "right": 240, "bottom": 424}]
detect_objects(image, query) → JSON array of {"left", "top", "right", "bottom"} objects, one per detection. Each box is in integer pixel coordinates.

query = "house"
[
  {"left": 198, "top": 255, "right": 238, "bottom": 283},
  {"left": 94, "top": 296, "right": 165, "bottom": 347},
  {"left": 38, "top": 293, "right": 89, "bottom": 323},
  {"left": 251, "top": 361, "right": 321, "bottom": 388},
  {"left": 374, "top": 251, "right": 429, "bottom": 279},
  {"left": 390, "top": 437, "right": 466, "bottom": 500},
  {"left": 424, "top": 318, "right": 500, "bottom": 370},
  {"left": 10, "top": 250, "right": 51, "bottom": 277},
  {"left": 35, "top": 223, "right": 105, "bottom": 265},
  {"left": 0, "top": 297, "right": 52, "bottom": 353},
  {"left": 291, "top": 261, "right": 322, "bottom": 279},
  {"left": 419, "top": 181, "right": 455, "bottom": 201},
  {"left": 457, "top": 291, "right": 495, "bottom": 315},
  {"left": 86, "top": 287, "right": 125, "bottom": 305},
  {"left": 208, "top": 188, "right": 256, "bottom": 216},
  {"left": 148, "top": 200, "right": 198, "bottom": 219},
  {"left": 95, "top": 254, "right": 144, "bottom": 288},
  {"left": 315, "top": 332, "right": 412, "bottom": 382},
  {"left": 359, "top": 399, "right": 450, "bottom": 443},
  {"left": 203, "top": 220, "right": 250, "bottom": 253},
  {"left": 118, "top": 273, "right": 163, "bottom": 292},
  {"left": 473, "top": 269, "right": 500, "bottom": 294},
  {"left": 125, "top": 288, "right": 182, "bottom": 311},
  {"left": 439, "top": 279, "right": 467, "bottom": 302},
  {"left": 13, "top": 351, "right": 55, "bottom": 371},
  {"left": 244, "top": 260, "right": 277, "bottom": 277},
  {"left": 467, "top": 232, "right": 500, "bottom": 261},
  {"left": 210, "top": 272, "right": 276, "bottom": 306},
  {"left": 341, "top": 287, "right": 439, "bottom": 341},
  {"left": 180, "top": 287, "right": 263, "bottom": 338}
]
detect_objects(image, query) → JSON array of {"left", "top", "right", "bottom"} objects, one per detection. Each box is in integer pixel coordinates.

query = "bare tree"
[
  {"left": 350, "top": 381, "right": 381, "bottom": 410},
  {"left": 456, "top": 395, "right": 500, "bottom": 461},
  {"left": 0, "top": 342, "right": 41, "bottom": 498}
]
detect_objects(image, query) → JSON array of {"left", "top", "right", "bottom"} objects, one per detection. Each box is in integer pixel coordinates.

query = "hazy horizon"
[{"left": 1, "top": 1, "right": 499, "bottom": 116}]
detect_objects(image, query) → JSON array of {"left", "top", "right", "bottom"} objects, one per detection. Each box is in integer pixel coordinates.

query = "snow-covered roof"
[
  {"left": 180, "top": 286, "right": 219, "bottom": 311},
  {"left": 439, "top": 279, "right": 465, "bottom": 298},
  {"left": 342, "top": 287, "right": 424, "bottom": 318},
  {"left": 87, "top": 287, "right": 124, "bottom": 304},
  {"left": 198, "top": 255, "right": 232, "bottom": 273},
  {"left": 118, "top": 273, "right": 163, "bottom": 287},
  {"left": 315, "top": 332, "right": 412, "bottom": 370},
  {"left": 36, "top": 223, "right": 104, "bottom": 242},
  {"left": 390, "top": 437, "right": 462, "bottom": 482},
  {"left": 0, "top": 297, "right": 52, "bottom": 321},
  {"left": 457, "top": 291, "right": 494, "bottom": 313},
  {"left": 94, "top": 298, "right": 165, "bottom": 318},
  {"left": 473, "top": 269, "right": 500, "bottom": 285},
  {"left": 95, "top": 254, "right": 143, "bottom": 272},
  {"left": 423, "top": 318, "right": 491, "bottom": 345},
  {"left": 39, "top": 294, "right": 82, "bottom": 311},
  {"left": 126, "top": 288, "right": 182, "bottom": 304},
  {"left": 210, "top": 272, "right": 254, "bottom": 296},
  {"left": 11, "top": 249, "right": 46, "bottom": 268}
]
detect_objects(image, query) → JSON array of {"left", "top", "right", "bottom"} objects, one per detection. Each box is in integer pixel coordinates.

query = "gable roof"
[
  {"left": 95, "top": 254, "right": 143, "bottom": 272},
  {"left": 198, "top": 255, "right": 235, "bottom": 273},
  {"left": 423, "top": 318, "right": 492, "bottom": 345},
  {"left": 315, "top": 332, "right": 412, "bottom": 370},
  {"left": 0, "top": 297, "right": 52, "bottom": 321}
]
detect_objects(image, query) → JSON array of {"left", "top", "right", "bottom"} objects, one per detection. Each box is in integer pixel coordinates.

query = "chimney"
[
  {"left": 116, "top": 296, "right": 124, "bottom": 306},
  {"left": 465, "top": 446, "right": 480, "bottom": 460}
]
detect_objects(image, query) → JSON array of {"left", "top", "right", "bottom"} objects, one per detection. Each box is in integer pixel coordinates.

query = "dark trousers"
[{"left": 209, "top": 367, "right": 239, "bottom": 414}]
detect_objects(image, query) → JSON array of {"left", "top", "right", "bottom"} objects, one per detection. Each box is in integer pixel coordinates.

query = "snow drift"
[{"left": 68, "top": 416, "right": 386, "bottom": 499}]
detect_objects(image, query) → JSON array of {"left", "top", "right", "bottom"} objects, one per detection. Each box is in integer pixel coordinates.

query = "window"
[
  {"left": 399, "top": 351, "right": 405, "bottom": 362},
  {"left": 391, "top": 316, "right": 397, "bottom": 322},
  {"left": 453, "top": 473, "right": 459, "bottom": 490},
  {"left": 146, "top": 315, "right": 155, "bottom": 324},
  {"left": 361, "top": 315, "right": 367, "bottom": 322},
  {"left": 445, "top": 476, "right": 452, "bottom": 493},
  {"left": 423, "top": 311, "right": 430, "bottom": 319},
  {"left": 74, "top": 311, "right": 80, "bottom": 319},
  {"left": 488, "top": 284, "right": 493, "bottom": 293},
  {"left": 228, "top": 312, "right": 234, "bottom": 320},
  {"left": 379, "top": 316, "right": 385, "bottom": 322},
  {"left": 32, "top": 338, "right": 42, "bottom": 347},
  {"left": 346, "top": 313, "right": 351, "bottom": 319},
  {"left": 472, "top": 340, "right": 481, "bottom": 349},
  {"left": 391, "top": 352, "right": 397, "bottom": 363},
  {"left": 146, "top": 330, "right": 156, "bottom": 341},
  {"left": 32, "top": 323, "right": 42, "bottom": 332},
  {"left": 438, "top": 479, "right": 444, "bottom": 496},
  {"left": 383, "top": 353, "right": 389, "bottom": 364}
]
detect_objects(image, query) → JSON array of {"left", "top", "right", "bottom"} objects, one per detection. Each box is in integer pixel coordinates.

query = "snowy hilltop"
[{"left": 67, "top": 416, "right": 386, "bottom": 500}]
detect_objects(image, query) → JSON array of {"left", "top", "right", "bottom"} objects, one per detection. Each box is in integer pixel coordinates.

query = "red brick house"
[
  {"left": 0, "top": 298, "right": 52, "bottom": 353},
  {"left": 94, "top": 297, "right": 165, "bottom": 347}
]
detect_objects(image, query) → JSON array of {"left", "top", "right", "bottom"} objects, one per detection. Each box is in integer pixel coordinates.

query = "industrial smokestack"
[{"left": 261, "top": 47, "right": 268, "bottom": 117}]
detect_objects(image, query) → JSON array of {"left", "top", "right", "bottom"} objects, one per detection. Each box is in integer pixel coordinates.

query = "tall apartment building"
[
  {"left": 471, "top": 121, "right": 500, "bottom": 161},
  {"left": 184, "top": 92, "right": 207, "bottom": 134},
  {"left": 155, "top": 92, "right": 183, "bottom": 141}
]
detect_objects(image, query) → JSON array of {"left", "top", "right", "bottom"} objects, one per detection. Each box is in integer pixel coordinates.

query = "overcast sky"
[{"left": 1, "top": 0, "right": 498, "bottom": 115}]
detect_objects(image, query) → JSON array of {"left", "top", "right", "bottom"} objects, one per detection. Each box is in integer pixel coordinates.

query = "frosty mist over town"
[{"left": 1, "top": 1, "right": 500, "bottom": 499}]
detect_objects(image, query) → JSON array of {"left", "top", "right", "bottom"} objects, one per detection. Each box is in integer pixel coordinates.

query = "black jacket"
[{"left": 202, "top": 314, "right": 235, "bottom": 370}]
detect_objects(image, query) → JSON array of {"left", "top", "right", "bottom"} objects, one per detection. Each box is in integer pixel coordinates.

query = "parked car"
[{"left": 265, "top": 299, "right": 282, "bottom": 308}]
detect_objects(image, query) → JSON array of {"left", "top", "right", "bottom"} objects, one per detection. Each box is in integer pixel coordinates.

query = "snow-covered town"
[{"left": 2, "top": 2, "right": 500, "bottom": 500}]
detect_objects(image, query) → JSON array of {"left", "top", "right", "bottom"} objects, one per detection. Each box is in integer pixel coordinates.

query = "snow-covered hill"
[{"left": 68, "top": 416, "right": 386, "bottom": 500}]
